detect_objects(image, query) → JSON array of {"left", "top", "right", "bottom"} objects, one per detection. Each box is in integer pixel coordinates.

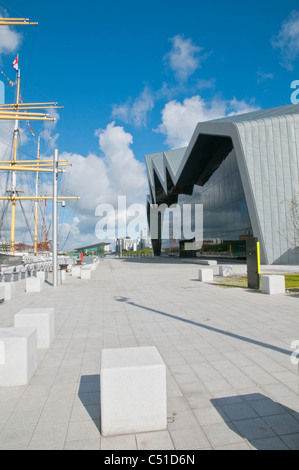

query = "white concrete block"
[
  {"left": 100, "top": 346, "right": 167, "bottom": 436},
  {"left": 3, "top": 282, "right": 16, "bottom": 301},
  {"left": 80, "top": 269, "right": 91, "bottom": 280},
  {"left": 261, "top": 275, "right": 285, "bottom": 295},
  {"left": 36, "top": 271, "right": 47, "bottom": 282},
  {"left": 60, "top": 270, "right": 66, "bottom": 282},
  {"left": 198, "top": 268, "right": 214, "bottom": 282},
  {"left": 219, "top": 265, "right": 233, "bottom": 277},
  {"left": 0, "top": 284, "right": 5, "bottom": 303},
  {"left": 71, "top": 266, "right": 81, "bottom": 278},
  {"left": 198, "top": 260, "right": 217, "bottom": 266},
  {"left": 0, "top": 327, "right": 37, "bottom": 386},
  {"left": 26, "top": 277, "right": 43, "bottom": 293},
  {"left": 14, "top": 308, "right": 55, "bottom": 349}
]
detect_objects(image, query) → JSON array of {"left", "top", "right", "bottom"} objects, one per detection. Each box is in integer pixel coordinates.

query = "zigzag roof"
[{"left": 146, "top": 104, "right": 299, "bottom": 204}]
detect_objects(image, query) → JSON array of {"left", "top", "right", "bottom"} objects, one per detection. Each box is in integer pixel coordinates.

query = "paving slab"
[{"left": 0, "top": 257, "right": 298, "bottom": 450}]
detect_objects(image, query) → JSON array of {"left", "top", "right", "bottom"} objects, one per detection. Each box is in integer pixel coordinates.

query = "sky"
[{"left": 0, "top": 0, "right": 299, "bottom": 250}]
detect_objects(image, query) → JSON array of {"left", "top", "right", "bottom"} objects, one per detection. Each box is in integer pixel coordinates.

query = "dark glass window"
[{"left": 161, "top": 149, "right": 252, "bottom": 251}]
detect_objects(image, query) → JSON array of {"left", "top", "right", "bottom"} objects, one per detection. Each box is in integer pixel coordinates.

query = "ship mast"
[
  {"left": 33, "top": 136, "right": 41, "bottom": 253},
  {"left": 0, "top": 17, "right": 79, "bottom": 254},
  {"left": 10, "top": 56, "right": 21, "bottom": 253}
]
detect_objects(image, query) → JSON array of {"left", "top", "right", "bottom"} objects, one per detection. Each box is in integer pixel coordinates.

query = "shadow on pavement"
[
  {"left": 210, "top": 393, "right": 299, "bottom": 450},
  {"left": 78, "top": 374, "right": 101, "bottom": 432},
  {"left": 115, "top": 297, "right": 292, "bottom": 357}
]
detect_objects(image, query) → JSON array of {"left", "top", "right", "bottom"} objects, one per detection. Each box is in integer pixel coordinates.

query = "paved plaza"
[{"left": 0, "top": 257, "right": 299, "bottom": 450}]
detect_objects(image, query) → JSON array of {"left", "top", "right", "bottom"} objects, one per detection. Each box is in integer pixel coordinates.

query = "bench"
[{"left": 198, "top": 260, "right": 217, "bottom": 266}]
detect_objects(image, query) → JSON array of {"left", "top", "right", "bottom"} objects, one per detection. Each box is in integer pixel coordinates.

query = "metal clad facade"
[{"left": 145, "top": 105, "right": 299, "bottom": 264}]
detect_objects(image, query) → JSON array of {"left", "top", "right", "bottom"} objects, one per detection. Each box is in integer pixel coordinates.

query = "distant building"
[
  {"left": 75, "top": 242, "right": 110, "bottom": 256},
  {"left": 115, "top": 236, "right": 151, "bottom": 252},
  {"left": 145, "top": 104, "right": 299, "bottom": 265}
]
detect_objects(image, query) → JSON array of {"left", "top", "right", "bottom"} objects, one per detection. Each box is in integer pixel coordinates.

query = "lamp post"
[{"left": 53, "top": 149, "right": 58, "bottom": 287}]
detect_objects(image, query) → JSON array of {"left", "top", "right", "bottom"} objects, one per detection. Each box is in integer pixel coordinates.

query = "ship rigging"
[{"left": 0, "top": 16, "right": 79, "bottom": 262}]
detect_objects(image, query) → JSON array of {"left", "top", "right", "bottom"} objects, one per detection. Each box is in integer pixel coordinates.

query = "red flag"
[
  {"left": 12, "top": 56, "right": 18, "bottom": 71},
  {"left": 28, "top": 123, "right": 35, "bottom": 137}
]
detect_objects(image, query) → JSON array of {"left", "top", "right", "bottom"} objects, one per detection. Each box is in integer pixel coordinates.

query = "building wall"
[
  {"left": 146, "top": 107, "right": 299, "bottom": 264},
  {"left": 235, "top": 115, "right": 299, "bottom": 264}
]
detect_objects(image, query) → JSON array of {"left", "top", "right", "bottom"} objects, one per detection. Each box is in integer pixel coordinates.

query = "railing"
[
  {"left": 0, "top": 255, "right": 98, "bottom": 283},
  {"left": 0, "top": 261, "right": 53, "bottom": 282}
]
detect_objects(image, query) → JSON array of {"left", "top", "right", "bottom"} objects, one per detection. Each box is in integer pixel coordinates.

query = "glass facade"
[{"left": 161, "top": 149, "right": 253, "bottom": 252}]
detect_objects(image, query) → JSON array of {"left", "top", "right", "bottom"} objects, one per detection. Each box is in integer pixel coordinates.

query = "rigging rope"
[
  {"left": 18, "top": 193, "right": 34, "bottom": 245},
  {"left": 60, "top": 198, "right": 79, "bottom": 251}
]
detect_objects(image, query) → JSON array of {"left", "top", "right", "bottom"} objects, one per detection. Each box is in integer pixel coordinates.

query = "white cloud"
[
  {"left": 256, "top": 71, "right": 275, "bottom": 84},
  {"left": 226, "top": 97, "right": 260, "bottom": 116},
  {"left": 40, "top": 107, "right": 60, "bottom": 150},
  {"left": 54, "top": 122, "right": 148, "bottom": 247},
  {"left": 112, "top": 87, "right": 154, "bottom": 127},
  {"left": 164, "top": 34, "right": 205, "bottom": 82},
  {"left": 1, "top": 120, "right": 148, "bottom": 249},
  {"left": 155, "top": 95, "right": 259, "bottom": 148},
  {"left": 96, "top": 121, "right": 148, "bottom": 203},
  {"left": 272, "top": 10, "right": 299, "bottom": 70},
  {"left": 0, "top": 26, "right": 22, "bottom": 57},
  {"left": 111, "top": 36, "right": 212, "bottom": 128},
  {"left": 0, "top": 9, "right": 22, "bottom": 57}
]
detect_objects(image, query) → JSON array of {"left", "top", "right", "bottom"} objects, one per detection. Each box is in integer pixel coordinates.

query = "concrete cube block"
[
  {"left": 71, "top": 266, "right": 81, "bottom": 278},
  {"left": 198, "top": 268, "right": 214, "bottom": 282},
  {"left": 36, "top": 271, "right": 48, "bottom": 282},
  {"left": 219, "top": 265, "right": 233, "bottom": 277},
  {"left": 100, "top": 346, "right": 167, "bottom": 436},
  {"left": 26, "top": 277, "right": 43, "bottom": 293},
  {"left": 0, "top": 285, "right": 5, "bottom": 303},
  {"left": 261, "top": 275, "right": 285, "bottom": 295},
  {"left": 14, "top": 308, "right": 55, "bottom": 348},
  {"left": 80, "top": 269, "right": 91, "bottom": 280},
  {"left": 3, "top": 282, "right": 16, "bottom": 301},
  {"left": 0, "top": 327, "right": 37, "bottom": 386}
]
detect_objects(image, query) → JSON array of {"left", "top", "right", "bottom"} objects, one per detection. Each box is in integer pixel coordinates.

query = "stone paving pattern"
[{"left": 0, "top": 257, "right": 298, "bottom": 450}]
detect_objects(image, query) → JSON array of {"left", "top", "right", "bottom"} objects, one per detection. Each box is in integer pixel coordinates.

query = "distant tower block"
[{"left": 0, "top": 81, "right": 4, "bottom": 104}]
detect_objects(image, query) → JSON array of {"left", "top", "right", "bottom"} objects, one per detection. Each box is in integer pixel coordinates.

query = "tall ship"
[{"left": 0, "top": 16, "right": 78, "bottom": 267}]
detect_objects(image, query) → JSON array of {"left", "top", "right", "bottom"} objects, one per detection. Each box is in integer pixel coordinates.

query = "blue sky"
[{"left": 0, "top": 0, "right": 299, "bottom": 249}]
